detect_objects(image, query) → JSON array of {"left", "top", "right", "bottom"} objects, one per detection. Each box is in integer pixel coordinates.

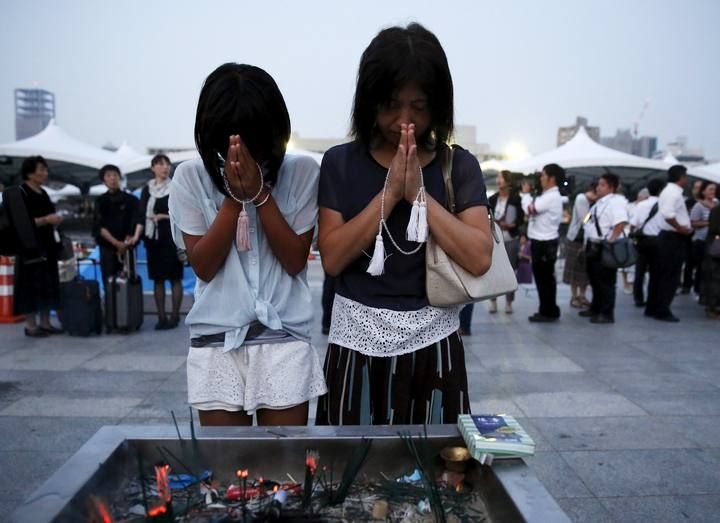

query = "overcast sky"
[{"left": 1, "top": 0, "right": 718, "bottom": 159}]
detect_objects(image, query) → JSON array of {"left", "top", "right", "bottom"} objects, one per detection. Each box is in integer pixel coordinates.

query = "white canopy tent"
[
  {"left": 693, "top": 162, "right": 720, "bottom": 184},
  {"left": 44, "top": 183, "right": 82, "bottom": 202},
  {"left": 0, "top": 119, "right": 116, "bottom": 168},
  {"left": 662, "top": 152, "right": 680, "bottom": 164},
  {"left": 481, "top": 127, "right": 669, "bottom": 174},
  {"left": 113, "top": 141, "right": 153, "bottom": 174},
  {"left": 89, "top": 183, "right": 109, "bottom": 196}
]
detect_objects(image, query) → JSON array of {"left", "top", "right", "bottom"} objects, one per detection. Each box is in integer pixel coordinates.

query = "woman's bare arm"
[
  {"left": 257, "top": 192, "right": 315, "bottom": 276},
  {"left": 182, "top": 198, "right": 242, "bottom": 282},
  {"left": 426, "top": 199, "right": 493, "bottom": 276}
]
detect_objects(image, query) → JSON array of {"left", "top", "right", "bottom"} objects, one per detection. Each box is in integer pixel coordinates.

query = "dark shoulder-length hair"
[
  {"left": 194, "top": 63, "right": 291, "bottom": 193},
  {"left": 351, "top": 23, "right": 453, "bottom": 150},
  {"left": 20, "top": 156, "right": 48, "bottom": 180}
]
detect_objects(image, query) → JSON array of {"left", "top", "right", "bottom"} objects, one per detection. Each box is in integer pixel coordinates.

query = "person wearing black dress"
[
  {"left": 92, "top": 165, "right": 143, "bottom": 286},
  {"left": 139, "top": 154, "right": 184, "bottom": 330},
  {"left": 11, "top": 156, "right": 64, "bottom": 337}
]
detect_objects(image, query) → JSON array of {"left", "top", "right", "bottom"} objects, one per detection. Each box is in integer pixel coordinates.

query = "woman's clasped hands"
[
  {"left": 387, "top": 123, "right": 424, "bottom": 205},
  {"left": 223, "top": 135, "right": 263, "bottom": 202}
]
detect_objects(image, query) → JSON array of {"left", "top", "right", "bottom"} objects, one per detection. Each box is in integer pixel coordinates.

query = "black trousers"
[
  {"left": 321, "top": 273, "right": 336, "bottom": 330},
  {"left": 633, "top": 236, "right": 658, "bottom": 304},
  {"left": 530, "top": 239, "right": 560, "bottom": 318},
  {"left": 646, "top": 231, "right": 686, "bottom": 318},
  {"left": 99, "top": 245, "right": 123, "bottom": 289},
  {"left": 459, "top": 304, "right": 474, "bottom": 332},
  {"left": 586, "top": 244, "right": 617, "bottom": 318},
  {"left": 682, "top": 235, "right": 695, "bottom": 291}
]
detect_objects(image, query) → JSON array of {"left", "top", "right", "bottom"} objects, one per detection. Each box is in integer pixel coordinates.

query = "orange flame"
[
  {"left": 154, "top": 463, "right": 172, "bottom": 504},
  {"left": 90, "top": 496, "right": 113, "bottom": 523},
  {"left": 236, "top": 469, "right": 249, "bottom": 478},
  {"left": 148, "top": 504, "right": 167, "bottom": 517},
  {"left": 305, "top": 456, "right": 317, "bottom": 473}
]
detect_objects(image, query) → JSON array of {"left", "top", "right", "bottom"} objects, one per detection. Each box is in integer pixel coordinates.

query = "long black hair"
[
  {"left": 194, "top": 63, "right": 291, "bottom": 193},
  {"left": 351, "top": 23, "right": 454, "bottom": 150}
]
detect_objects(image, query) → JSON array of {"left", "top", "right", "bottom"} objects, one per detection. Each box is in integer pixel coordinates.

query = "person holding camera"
[
  {"left": 520, "top": 164, "right": 564, "bottom": 322},
  {"left": 580, "top": 173, "right": 628, "bottom": 324},
  {"left": 92, "top": 164, "right": 143, "bottom": 286}
]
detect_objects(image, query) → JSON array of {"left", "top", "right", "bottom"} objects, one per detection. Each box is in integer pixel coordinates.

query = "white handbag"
[{"left": 426, "top": 147, "right": 518, "bottom": 307}]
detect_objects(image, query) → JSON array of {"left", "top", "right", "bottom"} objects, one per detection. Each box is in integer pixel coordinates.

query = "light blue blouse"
[{"left": 169, "top": 154, "right": 320, "bottom": 351}]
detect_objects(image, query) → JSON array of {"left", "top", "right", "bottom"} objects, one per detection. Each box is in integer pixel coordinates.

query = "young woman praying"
[
  {"left": 169, "top": 63, "right": 326, "bottom": 426},
  {"left": 316, "top": 23, "right": 493, "bottom": 425}
]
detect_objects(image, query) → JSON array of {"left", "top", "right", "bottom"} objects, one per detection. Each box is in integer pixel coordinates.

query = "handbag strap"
[
  {"left": 441, "top": 146, "right": 456, "bottom": 213},
  {"left": 441, "top": 145, "right": 500, "bottom": 243},
  {"left": 639, "top": 202, "right": 659, "bottom": 233},
  {"left": 592, "top": 198, "right": 613, "bottom": 239}
]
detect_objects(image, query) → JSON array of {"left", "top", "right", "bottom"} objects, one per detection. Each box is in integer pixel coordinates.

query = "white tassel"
[
  {"left": 416, "top": 202, "right": 428, "bottom": 242},
  {"left": 366, "top": 231, "right": 386, "bottom": 276},
  {"left": 406, "top": 201, "right": 420, "bottom": 241}
]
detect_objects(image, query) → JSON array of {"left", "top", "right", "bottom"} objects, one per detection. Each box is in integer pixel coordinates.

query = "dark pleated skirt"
[{"left": 315, "top": 331, "right": 471, "bottom": 426}]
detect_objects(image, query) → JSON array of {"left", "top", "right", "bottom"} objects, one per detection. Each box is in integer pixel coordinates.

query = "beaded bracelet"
[
  {"left": 217, "top": 152, "right": 265, "bottom": 252},
  {"left": 221, "top": 162, "right": 264, "bottom": 204},
  {"left": 253, "top": 188, "right": 272, "bottom": 208}
]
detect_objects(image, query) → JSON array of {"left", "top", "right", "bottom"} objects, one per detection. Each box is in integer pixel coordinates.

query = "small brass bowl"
[{"left": 440, "top": 446, "right": 471, "bottom": 472}]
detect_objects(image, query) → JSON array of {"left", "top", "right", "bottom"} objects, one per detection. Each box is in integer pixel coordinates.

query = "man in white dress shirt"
[
  {"left": 580, "top": 173, "right": 629, "bottom": 323},
  {"left": 630, "top": 178, "right": 665, "bottom": 307},
  {"left": 521, "top": 163, "right": 564, "bottom": 322},
  {"left": 645, "top": 165, "right": 692, "bottom": 322}
]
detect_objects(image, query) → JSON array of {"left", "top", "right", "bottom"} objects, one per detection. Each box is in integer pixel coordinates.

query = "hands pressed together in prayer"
[
  {"left": 223, "top": 135, "right": 264, "bottom": 202},
  {"left": 386, "top": 123, "right": 424, "bottom": 205}
]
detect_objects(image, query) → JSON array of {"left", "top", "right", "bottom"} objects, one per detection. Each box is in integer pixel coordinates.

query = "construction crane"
[{"left": 633, "top": 98, "right": 652, "bottom": 138}]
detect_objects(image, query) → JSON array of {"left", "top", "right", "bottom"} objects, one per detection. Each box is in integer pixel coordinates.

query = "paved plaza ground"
[{"left": 1, "top": 259, "right": 719, "bottom": 522}]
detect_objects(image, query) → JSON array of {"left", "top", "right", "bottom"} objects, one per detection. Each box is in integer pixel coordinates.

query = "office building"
[
  {"left": 15, "top": 88, "right": 55, "bottom": 140},
  {"left": 557, "top": 116, "right": 600, "bottom": 146},
  {"left": 601, "top": 129, "right": 658, "bottom": 159}
]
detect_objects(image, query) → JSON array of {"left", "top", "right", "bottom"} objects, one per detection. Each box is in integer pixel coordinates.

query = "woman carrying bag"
[
  {"left": 316, "top": 23, "right": 493, "bottom": 426},
  {"left": 460, "top": 170, "right": 521, "bottom": 331},
  {"left": 487, "top": 171, "right": 523, "bottom": 314}
]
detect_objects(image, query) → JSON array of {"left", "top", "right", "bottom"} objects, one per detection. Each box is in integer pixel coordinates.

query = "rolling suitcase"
[
  {"left": 105, "top": 248, "right": 144, "bottom": 333},
  {"left": 60, "top": 259, "right": 103, "bottom": 336}
]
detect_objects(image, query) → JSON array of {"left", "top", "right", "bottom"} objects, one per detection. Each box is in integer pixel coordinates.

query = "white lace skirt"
[{"left": 187, "top": 340, "right": 327, "bottom": 414}]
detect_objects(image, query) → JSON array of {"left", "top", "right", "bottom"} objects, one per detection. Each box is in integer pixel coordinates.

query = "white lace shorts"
[{"left": 187, "top": 340, "right": 327, "bottom": 415}]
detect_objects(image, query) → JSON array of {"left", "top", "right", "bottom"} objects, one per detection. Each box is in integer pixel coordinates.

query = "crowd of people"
[
  {"left": 510, "top": 163, "right": 719, "bottom": 324},
  {"left": 2, "top": 22, "right": 718, "bottom": 431},
  {"left": 4, "top": 153, "right": 186, "bottom": 336}
]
